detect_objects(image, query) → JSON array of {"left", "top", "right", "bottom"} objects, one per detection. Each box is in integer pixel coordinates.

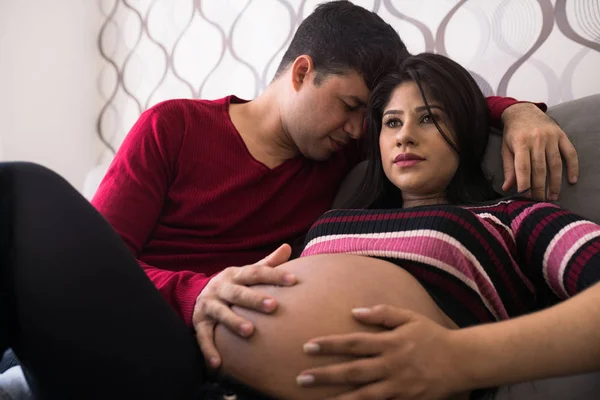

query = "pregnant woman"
[{"left": 212, "top": 54, "right": 600, "bottom": 400}]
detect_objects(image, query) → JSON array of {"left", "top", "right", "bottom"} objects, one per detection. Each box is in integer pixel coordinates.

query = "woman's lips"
[
  {"left": 394, "top": 159, "right": 423, "bottom": 167},
  {"left": 394, "top": 153, "right": 425, "bottom": 167}
]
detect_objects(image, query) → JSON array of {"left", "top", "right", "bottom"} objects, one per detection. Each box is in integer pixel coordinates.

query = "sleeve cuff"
[{"left": 486, "top": 96, "right": 548, "bottom": 127}]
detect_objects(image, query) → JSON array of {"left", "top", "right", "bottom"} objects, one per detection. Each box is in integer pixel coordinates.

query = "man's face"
[{"left": 284, "top": 69, "right": 369, "bottom": 161}]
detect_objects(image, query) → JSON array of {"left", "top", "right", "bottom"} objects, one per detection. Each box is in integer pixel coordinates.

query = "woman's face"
[{"left": 379, "top": 81, "right": 459, "bottom": 201}]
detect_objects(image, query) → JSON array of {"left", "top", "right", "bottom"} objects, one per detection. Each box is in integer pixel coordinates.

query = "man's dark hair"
[
  {"left": 274, "top": 1, "right": 409, "bottom": 90},
  {"left": 351, "top": 53, "right": 501, "bottom": 209}
]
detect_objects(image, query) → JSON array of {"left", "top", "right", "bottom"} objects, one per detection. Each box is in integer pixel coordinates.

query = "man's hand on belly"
[
  {"left": 295, "top": 305, "right": 465, "bottom": 400},
  {"left": 193, "top": 244, "right": 297, "bottom": 369}
]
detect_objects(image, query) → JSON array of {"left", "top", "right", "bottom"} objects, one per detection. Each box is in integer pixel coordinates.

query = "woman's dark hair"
[{"left": 350, "top": 53, "right": 502, "bottom": 209}]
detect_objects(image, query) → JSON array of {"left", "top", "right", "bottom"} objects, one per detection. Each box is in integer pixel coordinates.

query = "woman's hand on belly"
[{"left": 297, "top": 305, "right": 467, "bottom": 400}]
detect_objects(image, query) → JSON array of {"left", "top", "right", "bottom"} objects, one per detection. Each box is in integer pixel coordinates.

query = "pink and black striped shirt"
[{"left": 301, "top": 200, "right": 600, "bottom": 327}]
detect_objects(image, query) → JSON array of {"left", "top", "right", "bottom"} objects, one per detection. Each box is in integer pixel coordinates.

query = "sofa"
[{"left": 333, "top": 94, "right": 600, "bottom": 399}]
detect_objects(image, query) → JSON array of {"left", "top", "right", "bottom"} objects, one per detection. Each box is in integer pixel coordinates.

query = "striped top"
[{"left": 300, "top": 199, "right": 600, "bottom": 327}]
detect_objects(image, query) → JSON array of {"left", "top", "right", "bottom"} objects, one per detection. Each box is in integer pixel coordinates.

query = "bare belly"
[{"left": 214, "top": 254, "right": 463, "bottom": 400}]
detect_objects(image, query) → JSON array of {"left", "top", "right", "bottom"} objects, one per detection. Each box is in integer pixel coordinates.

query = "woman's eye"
[
  {"left": 421, "top": 114, "right": 433, "bottom": 123},
  {"left": 384, "top": 119, "right": 401, "bottom": 128}
]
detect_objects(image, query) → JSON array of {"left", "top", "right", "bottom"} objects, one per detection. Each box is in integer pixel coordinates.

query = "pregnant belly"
[{"left": 214, "top": 254, "right": 460, "bottom": 400}]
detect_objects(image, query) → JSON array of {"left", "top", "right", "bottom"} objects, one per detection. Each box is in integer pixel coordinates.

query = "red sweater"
[{"left": 92, "top": 95, "right": 537, "bottom": 326}]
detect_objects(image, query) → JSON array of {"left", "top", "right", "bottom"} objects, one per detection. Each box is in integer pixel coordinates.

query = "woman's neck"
[{"left": 402, "top": 194, "right": 447, "bottom": 208}]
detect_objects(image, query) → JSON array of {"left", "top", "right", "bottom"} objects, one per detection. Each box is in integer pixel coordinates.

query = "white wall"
[{"left": 0, "top": 0, "right": 103, "bottom": 191}]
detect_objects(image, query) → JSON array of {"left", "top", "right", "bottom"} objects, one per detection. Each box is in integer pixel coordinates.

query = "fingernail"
[
  {"left": 263, "top": 298, "right": 276, "bottom": 311},
  {"left": 239, "top": 323, "right": 253, "bottom": 336},
  {"left": 303, "top": 342, "right": 320, "bottom": 353},
  {"left": 571, "top": 176, "right": 578, "bottom": 184},
  {"left": 296, "top": 374, "right": 315, "bottom": 386},
  {"left": 352, "top": 307, "right": 372, "bottom": 315},
  {"left": 549, "top": 194, "right": 558, "bottom": 201},
  {"left": 209, "top": 357, "right": 220, "bottom": 368},
  {"left": 283, "top": 274, "right": 296, "bottom": 285}
]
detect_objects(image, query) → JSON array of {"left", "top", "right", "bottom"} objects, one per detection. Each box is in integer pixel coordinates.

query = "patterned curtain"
[{"left": 96, "top": 0, "right": 600, "bottom": 156}]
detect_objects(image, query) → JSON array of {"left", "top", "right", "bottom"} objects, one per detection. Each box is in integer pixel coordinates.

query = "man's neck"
[{"left": 229, "top": 87, "right": 298, "bottom": 169}]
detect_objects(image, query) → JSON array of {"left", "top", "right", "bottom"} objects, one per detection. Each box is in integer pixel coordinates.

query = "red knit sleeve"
[
  {"left": 91, "top": 100, "right": 211, "bottom": 326},
  {"left": 486, "top": 96, "right": 548, "bottom": 128}
]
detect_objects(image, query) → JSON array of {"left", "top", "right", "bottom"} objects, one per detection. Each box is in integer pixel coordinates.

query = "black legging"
[{"left": 0, "top": 162, "right": 205, "bottom": 399}]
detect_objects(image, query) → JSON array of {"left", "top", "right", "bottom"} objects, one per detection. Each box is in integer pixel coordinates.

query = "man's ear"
[{"left": 290, "top": 55, "right": 314, "bottom": 92}]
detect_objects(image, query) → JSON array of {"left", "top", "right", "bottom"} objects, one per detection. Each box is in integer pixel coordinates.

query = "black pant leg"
[{"left": 0, "top": 162, "right": 204, "bottom": 399}]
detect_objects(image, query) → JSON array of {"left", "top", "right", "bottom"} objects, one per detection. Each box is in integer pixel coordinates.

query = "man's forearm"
[
  {"left": 452, "top": 282, "right": 600, "bottom": 391},
  {"left": 485, "top": 96, "right": 547, "bottom": 127},
  {"left": 141, "top": 259, "right": 212, "bottom": 326},
  {"left": 501, "top": 101, "right": 548, "bottom": 126}
]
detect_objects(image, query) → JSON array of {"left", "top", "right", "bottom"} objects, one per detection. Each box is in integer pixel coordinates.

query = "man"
[{"left": 0, "top": 1, "right": 577, "bottom": 399}]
